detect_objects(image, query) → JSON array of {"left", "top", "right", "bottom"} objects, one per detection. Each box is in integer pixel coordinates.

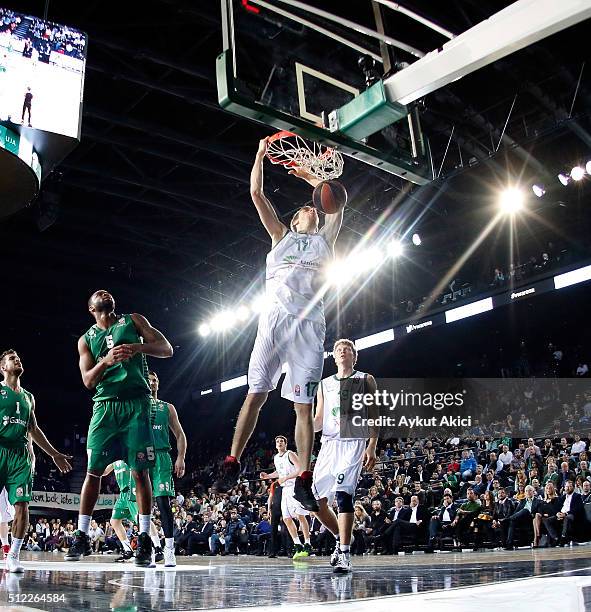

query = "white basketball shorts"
[
  {"left": 0, "top": 487, "right": 15, "bottom": 523},
  {"left": 312, "top": 439, "right": 366, "bottom": 503},
  {"left": 248, "top": 305, "right": 325, "bottom": 404},
  {"left": 280, "top": 485, "right": 309, "bottom": 519}
]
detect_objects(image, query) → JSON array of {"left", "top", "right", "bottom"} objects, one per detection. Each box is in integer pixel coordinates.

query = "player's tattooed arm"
[
  {"left": 128, "top": 313, "right": 173, "bottom": 358},
  {"left": 313, "top": 382, "right": 324, "bottom": 433},
  {"left": 168, "top": 403, "right": 187, "bottom": 478},
  {"left": 251, "top": 137, "right": 288, "bottom": 246},
  {"left": 27, "top": 398, "right": 72, "bottom": 473}
]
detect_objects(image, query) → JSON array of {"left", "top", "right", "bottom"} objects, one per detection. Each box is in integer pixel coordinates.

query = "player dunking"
[
  {"left": 313, "top": 339, "right": 378, "bottom": 573},
  {"left": 216, "top": 137, "right": 344, "bottom": 511},
  {"left": 0, "top": 350, "right": 72, "bottom": 572},
  {"left": 65, "top": 290, "right": 173, "bottom": 567},
  {"left": 260, "top": 435, "right": 312, "bottom": 559},
  {"left": 148, "top": 370, "right": 187, "bottom": 568}
]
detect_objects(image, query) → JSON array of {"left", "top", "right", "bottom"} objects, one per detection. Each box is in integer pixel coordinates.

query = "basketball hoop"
[{"left": 265, "top": 131, "right": 344, "bottom": 181}]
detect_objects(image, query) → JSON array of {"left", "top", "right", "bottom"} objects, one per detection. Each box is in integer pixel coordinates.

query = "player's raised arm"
[
  {"left": 251, "top": 137, "right": 288, "bottom": 246},
  {"left": 129, "top": 313, "right": 173, "bottom": 358}
]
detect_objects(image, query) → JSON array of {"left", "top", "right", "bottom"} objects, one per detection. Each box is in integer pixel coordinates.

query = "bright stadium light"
[
  {"left": 571, "top": 165, "right": 585, "bottom": 181},
  {"left": 326, "top": 259, "right": 349, "bottom": 286},
  {"left": 586, "top": 160, "right": 591, "bottom": 175},
  {"left": 251, "top": 294, "right": 268, "bottom": 314},
  {"left": 387, "top": 239, "right": 404, "bottom": 259},
  {"left": 236, "top": 304, "right": 250, "bottom": 321},
  {"left": 412, "top": 233, "right": 422, "bottom": 246},
  {"left": 558, "top": 172, "right": 570, "bottom": 186},
  {"left": 499, "top": 187, "right": 524, "bottom": 214},
  {"left": 357, "top": 247, "right": 382, "bottom": 270},
  {"left": 210, "top": 310, "right": 236, "bottom": 332},
  {"left": 198, "top": 323, "right": 211, "bottom": 337},
  {"left": 532, "top": 184, "right": 545, "bottom": 198}
]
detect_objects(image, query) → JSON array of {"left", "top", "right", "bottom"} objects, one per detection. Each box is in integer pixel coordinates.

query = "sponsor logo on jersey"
[
  {"left": 153, "top": 424, "right": 163, "bottom": 430},
  {"left": 16, "top": 487, "right": 23, "bottom": 497},
  {"left": 159, "top": 483, "right": 165, "bottom": 491},
  {"left": 2, "top": 415, "right": 27, "bottom": 427},
  {"left": 294, "top": 384, "right": 300, "bottom": 397}
]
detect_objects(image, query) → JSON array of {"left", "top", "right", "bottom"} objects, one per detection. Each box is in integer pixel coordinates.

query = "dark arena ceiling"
[{"left": 2, "top": 0, "right": 591, "bottom": 412}]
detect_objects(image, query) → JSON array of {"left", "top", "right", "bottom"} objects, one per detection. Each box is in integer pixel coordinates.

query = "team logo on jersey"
[
  {"left": 88, "top": 329, "right": 96, "bottom": 338},
  {"left": 294, "top": 384, "right": 300, "bottom": 397},
  {"left": 16, "top": 487, "right": 23, "bottom": 497},
  {"left": 136, "top": 452, "right": 145, "bottom": 461},
  {"left": 117, "top": 316, "right": 126, "bottom": 326},
  {"left": 0, "top": 390, "right": 6, "bottom": 397}
]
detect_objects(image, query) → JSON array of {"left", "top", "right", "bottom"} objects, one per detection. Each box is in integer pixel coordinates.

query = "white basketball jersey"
[
  {"left": 266, "top": 231, "right": 332, "bottom": 323},
  {"left": 320, "top": 370, "right": 367, "bottom": 442},
  {"left": 274, "top": 450, "right": 296, "bottom": 488}
]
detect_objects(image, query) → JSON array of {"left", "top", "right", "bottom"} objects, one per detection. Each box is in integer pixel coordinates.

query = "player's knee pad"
[{"left": 335, "top": 491, "right": 353, "bottom": 513}]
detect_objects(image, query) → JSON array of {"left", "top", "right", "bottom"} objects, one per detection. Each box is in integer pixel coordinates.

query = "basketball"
[{"left": 312, "top": 180, "right": 347, "bottom": 214}]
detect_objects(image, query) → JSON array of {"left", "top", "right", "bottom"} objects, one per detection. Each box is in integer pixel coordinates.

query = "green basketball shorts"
[
  {"left": 150, "top": 450, "right": 175, "bottom": 498},
  {"left": 86, "top": 397, "right": 155, "bottom": 473},
  {"left": 0, "top": 446, "right": 33, "bottom": 504},
  {"left": 111, "top": 490, "right": 138, "bottom": 522}
]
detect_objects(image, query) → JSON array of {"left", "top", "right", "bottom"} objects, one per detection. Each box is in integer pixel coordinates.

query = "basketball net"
[{"left": 265, "top": 131, "right": 344, "bottom": 181}]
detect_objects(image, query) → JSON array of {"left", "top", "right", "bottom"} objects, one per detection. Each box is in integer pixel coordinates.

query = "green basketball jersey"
[
  {"left": 84, "top": 314, "right": 150, "bottom": 401},
  {"left": 151, "top": 398, "right": 171, "bottom": 451},
  {"left": 113, "top": 459, "right": 136, "bottom": 501},
  {"left": 0, "top": 383, "right": 32, "bottom": 448}
]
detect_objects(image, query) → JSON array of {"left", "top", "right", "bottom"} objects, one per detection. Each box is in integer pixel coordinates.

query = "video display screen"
[{"left": 0, "top": 7, "right": 86, "bottom": 138}]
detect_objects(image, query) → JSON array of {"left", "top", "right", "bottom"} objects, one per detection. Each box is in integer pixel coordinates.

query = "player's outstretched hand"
[
  {"left": 53, "top": 453, "right": 73, "bottom": 473},
  {"left": 259, "top": 472, "right": 269, "bottom": 480},
  {"left": 257, "top": 136, "right": 269, "bottom": 157},
  {"left": 363, "top": 448, "right": 377, "bottom": 472},
  {"left": 288, "top": 166, "right": 321, "bottom": 187},
  {"left": 175, "top": 457, "right": 185, "bottom": 478}
]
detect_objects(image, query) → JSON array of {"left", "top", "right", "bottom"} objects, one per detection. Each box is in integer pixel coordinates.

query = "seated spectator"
[
  {"left": 444, "top": 469, "right": 459, "bottom": 492},
  {"left": 89, "top": 520, "right": 105, "bottom": 553},
  {"left": 451, "top": 488, "right": 481, "bottom": 546},
  {"left": 366, "top": 500, "right": 392, "bottom": 554},
  {"left": 542, "top": 480, "right": 585, "bottom": 545},
  {"left": 252, "top": 510, "right": 272, "bottom": 555},
  {"left": 492, "top": 488, "right": 515, "bottom": 547},
  {"left": 459, "top": 450, "right": 477, "bottom": 481},
  {"left": 188, "top": 512, "right": 215, "bottom": 555},
  {"left": 428, "top": 492, "right": 456, "bottom": 548},
  {"left": 557, "top": 461, "right": 576, "bottom": 493},
  {"left": 505, "top": 485, "right": 540, "bottom": 549},
  {"left": 533, "top": 481, "right": 561, "bottom": 547},
  {"left": 473, "top": 490, "right": 495, "bottom": 549},
  {"left": 351, "top": 504, "right": 371, "bottom": 555},
  {"left": 391, "top": 495, "right": 429, "bottom": 554},
  {"left": 581, "top": 480, "right": 591, "bottom": 503},
  {"left": 571, "top": 434, "right": 587, "bottom": 456}
]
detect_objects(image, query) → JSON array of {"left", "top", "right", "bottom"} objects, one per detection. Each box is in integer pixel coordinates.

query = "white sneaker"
[
  {"left": 6, "top": 554, "right": 24, "bottom": 573},
  {"left": 333, "top": 552, "right": 351, "bottom": 574},
  {"left": 330, "top": 544, "right": 340, "bottom": 567},
  {"left": 148, "top": 550, "right": 156, "bottom": 569},
  {"left": 164, "top": 547, "right": 176, "bottom": 568}
]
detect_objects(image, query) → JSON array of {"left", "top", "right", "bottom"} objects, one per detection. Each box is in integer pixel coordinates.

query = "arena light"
[
  {"left": 198, "top": 323, "right": 211, "bottom": 337},
  {"left": 354, "top": 328, "right": 395, "bottom": 351},
  {"left": 412, "top": 233, "right": 422, "bottom": 246},
  {"left": 570, "top": 165, "right": 585, "bottom": 181},
  {"left": 200, "top": 388, "right": 213, "bottom": 395},
  {"left": 220, "top": 375, "right": 248, "bottom": 392},
  {"left": 357, "top": 247, "right": 382, "bottom": 270},
  {"left": 445, "top": 297, "right": 493, "bottom": 323},
  {"left": 532, "top": 184, "right": 545, "bottom": 198},
  {"left": 586, "top": 160, "right": 591, "bottom": 175},
  {"left": 554, "top": 264, "right": 591, "bottom": 289},
  {"left": 251, "top": 294, "right": 268, "bottom": 314},
  {"left": 236, "top": 304, "right": 250, "bottom": 321},
  {"left": 387, "top": 239, "right": 404, "bottom": 259},
  {"left": 210, "top": 309, "right": 236, "bottom": 332},
  {"left": 558, "top": 172, "right": 570, "bottom": 186},
  {"left": 326, "top": 259, "right": 350, "bottom": 286},
  {"left": 499, "top": 187, "right": 524, "bottom": 214}
]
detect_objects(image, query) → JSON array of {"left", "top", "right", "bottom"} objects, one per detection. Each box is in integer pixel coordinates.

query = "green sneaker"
[
  {"left": 292, "top": 544, "right": 304, "bottom": 559},
  {"left": 300, "top": 543, "right": 311, "bottom": 558}
]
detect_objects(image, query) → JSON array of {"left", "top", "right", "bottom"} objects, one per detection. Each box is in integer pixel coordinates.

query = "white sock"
[
  {"left": 139, "top": 514, "right": 151, "bottom": 535},
  {"left": 292, "top": 536, "right": 302, "bottom": 545},
  {"left": 304, "top": 538, "right": 311, "bottom": 545},
  {"left": 9, "top": 538, "right": 23, "bottom": 558},
  {"left": 121, "top": 539, "right": 132, "bottom": 552},
  {"left": 340, "top": 544, "right": 350, "bottom": 553},
  {"left": 78, "top": 515, "right": 91, "bottom": 534},
  {"left": 151, "top": 534, "right": 161, "bottom": 548},
  {"left": 165, "top": 537, "right": 174, "bottom": 550}
]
